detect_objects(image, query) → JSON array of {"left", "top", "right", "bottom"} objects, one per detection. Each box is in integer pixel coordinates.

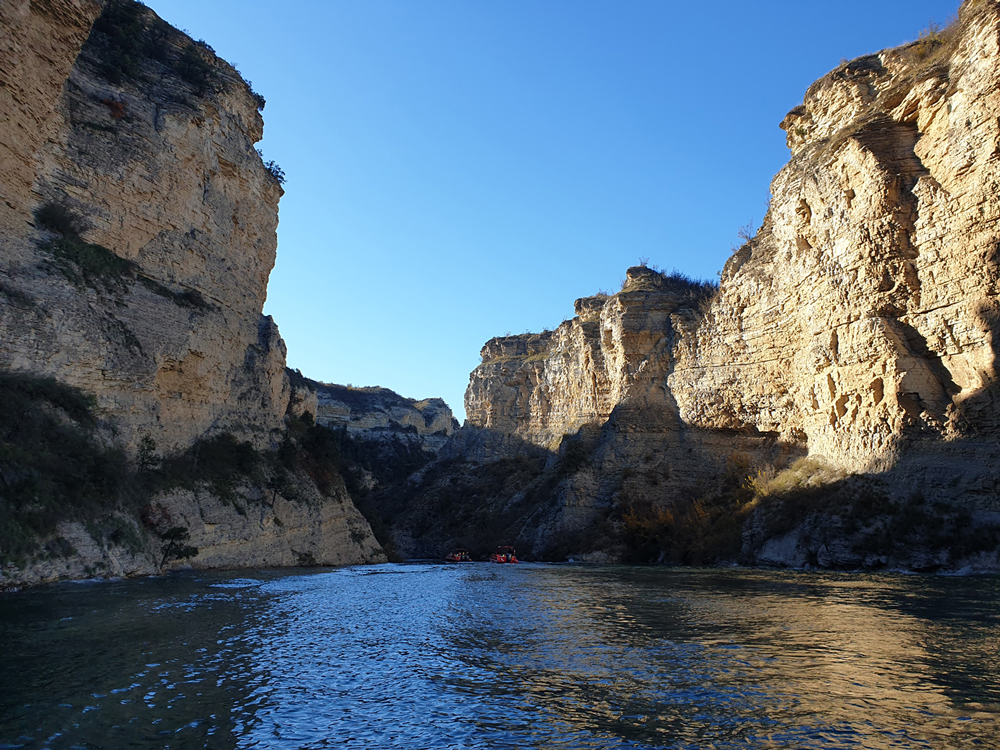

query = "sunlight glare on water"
[{"left": 1, "top": 564, "right": 999, "bottom": 749}]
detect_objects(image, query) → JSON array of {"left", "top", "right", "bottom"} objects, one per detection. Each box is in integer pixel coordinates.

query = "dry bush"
[{"left": 750, "top": 457, "right": 846, "bottom": 498}]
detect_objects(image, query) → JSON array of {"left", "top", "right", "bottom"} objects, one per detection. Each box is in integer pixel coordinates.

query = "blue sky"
[{"left": 151, "top": 0, "right": 959, "bottom": 422}]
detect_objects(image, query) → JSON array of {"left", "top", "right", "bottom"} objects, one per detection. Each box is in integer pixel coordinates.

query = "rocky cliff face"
[
  {"left": 466, "top": 268, "right": 713, "bottom": 452},
  {"left": 401, "top": 0, "right": 1000, "bottom": 570},
  {"left": 294, "top": 376, "right": 459, "bottom": 452},
  {"left": 675, "top": 4, "right": 1000, "bottom": 480},
  {"left": 1, "top": 0, "right": 289, "bottom": 453},
  {"left": 0, "top": 0, "right": 385, "bottom": 588},
  {"left": 4, "top": 479, "right": 385, "bottom": 591}
]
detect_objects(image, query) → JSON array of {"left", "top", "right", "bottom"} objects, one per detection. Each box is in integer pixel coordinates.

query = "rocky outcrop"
[
  {"left": 0, "top": 0, "right": 289, "bottom": 453},
  {"left": 411, "top": 0, "right": 1000, "bottom": 569},
  {"left": 289, "top": 372, "right": 459, "bottom": 452},
  {"left": 0, "top": 0, "right": 386, "bottom": 588},
  {"left": 1, "top": 477, "right": 385, "bottom": 591},
  {"left": 466, "top": 268, "right": 712, "bottom": 451}
]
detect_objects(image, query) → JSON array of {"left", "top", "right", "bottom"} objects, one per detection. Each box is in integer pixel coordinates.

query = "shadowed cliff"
[{"left": 381, "top": 0, "right": 1000, "bottom": 570}]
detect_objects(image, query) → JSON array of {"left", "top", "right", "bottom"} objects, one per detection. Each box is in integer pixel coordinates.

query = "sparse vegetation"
[
  {"left": 35, "top": 203, "right": 86, "bottom": 237},
  {"left": 617, "top": 451, "right": 756, "bottom": 564},
  {"left": 246, "top": 81, "right": 266, "bottom": 111},
  {"left": 36, "top": 201, "right": 214, "bottom": 310},
  {"left": 91, "top": 0, "right": 148, "bottom": 83},
  {"left": 910, "top": 19, "right": 959, "bottom": 65},
  {"left": 0, "top": 372, "right": 130, "bottom": 565},
  {"left": 46, "top": 232, "right": 137, "bottom": 294},
  {"left": 176, "top": 43, "right": 216, "bottom": 95},
  {"left": 86, "top": 0, "right": 222, "bottom": 97},
  {"left": 256, "top": 149, "right": 286, "bottom": 185},
  {"left": 730, "top": 220, "right": 756, "bottom": 254}
]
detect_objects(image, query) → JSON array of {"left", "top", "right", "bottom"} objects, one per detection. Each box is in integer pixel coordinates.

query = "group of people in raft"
[{"left": 444, "top": 546, "right": 518, "bottom": 564}]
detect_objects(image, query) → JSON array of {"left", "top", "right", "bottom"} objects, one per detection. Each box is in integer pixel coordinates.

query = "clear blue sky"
[{"left": 151, "top": 0, "right": 959, "bottom": 422}]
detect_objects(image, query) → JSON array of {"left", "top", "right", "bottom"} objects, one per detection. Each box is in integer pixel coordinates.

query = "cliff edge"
[
  {"left": 386, "top": 0, "right": 1000, "bottom": 571},
  {"left": 0, "top": 0, "right": 387, "bottom": 588}
]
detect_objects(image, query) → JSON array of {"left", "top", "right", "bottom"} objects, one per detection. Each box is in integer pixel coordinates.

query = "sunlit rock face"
[
  {"left": 468, "top": 0, "right": 1000, "bottom": 478},
  {"left": 0, "top": 0, "right": 289, "bottom": 452},
  {"left": 465, "top": 267, "right": 709, "bottom": 452},
  {"left": 676, "top": 1, "right": 1000, "bottom": 478},
  {"left": 449, "top": 0, "right": 1000, "bottom": 561}
]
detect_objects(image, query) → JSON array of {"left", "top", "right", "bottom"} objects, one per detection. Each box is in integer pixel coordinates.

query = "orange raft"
[
  {"left": 444, "top": 548, "right": 472, "bottom": 563},
  {"left": 489, "top": 546, "right": 518, "bottom": 564}
]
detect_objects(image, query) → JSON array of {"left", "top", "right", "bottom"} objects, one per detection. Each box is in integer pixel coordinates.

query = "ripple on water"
[{"left": 1, "top": 566, "right": 999, "bottom": 748}]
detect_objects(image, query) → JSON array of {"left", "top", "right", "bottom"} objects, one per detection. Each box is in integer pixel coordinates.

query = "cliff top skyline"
[{"left": 152, "top": 0, "right": 960, "bottom": 420}]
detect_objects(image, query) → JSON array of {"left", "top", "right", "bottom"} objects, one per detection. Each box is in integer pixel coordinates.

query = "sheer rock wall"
[
  {"left": 458, "top": 0, "right": 1000, "bottom": 557},
  {"left": 674, "top": 2, "right": 1000, "bottom": 480},
  {"left": 0, "top": 1, "right": 385, "bottom": 586},
  {"left": 0, "top": 0, "right": 289, "bottom": 453}
]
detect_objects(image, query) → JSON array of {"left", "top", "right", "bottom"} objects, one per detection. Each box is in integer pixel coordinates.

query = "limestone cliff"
[
  {"left": 288, "top": 371, "right": 458, "bottom": 452},
  {"left": 4, "top": 480, "right": 385, "bottom": 591},
  {"left": 1, "top": 0, "right": 288, "bottom": 453},
  {"left": 393, "top": 0, "right": 1000, "bottom": 571},
  {"left": 0, "top": 0, "right": 385, "bottom": 588},
  {"left": 675, "top": 4, "right": 1000, "bottom": 479}
]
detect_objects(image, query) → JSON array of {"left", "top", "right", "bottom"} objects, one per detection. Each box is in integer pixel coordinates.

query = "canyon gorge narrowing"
[
  {"left": 377, "top": 0, "right": 1000, "bottom": 572},
  {"left": 3, "top": 0, "right": 1000, "bottom": 587}
]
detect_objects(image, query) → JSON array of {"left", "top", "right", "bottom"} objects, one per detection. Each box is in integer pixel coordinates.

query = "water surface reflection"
[{"left": 1, "top": 566, "right": 998, "bottom": 748}]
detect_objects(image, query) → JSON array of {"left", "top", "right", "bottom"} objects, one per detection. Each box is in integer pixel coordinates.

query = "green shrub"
[
  {"left": 0, "top": 372, "right": 129, "bottom": 564},
  {"left": 246, "top": 81, "right": 266, "bottom": 111},
  {"left": 256, "top": 150, "right": 286, "bottom": 185},
  {"left": 92, "top": 0, "right": 147, "bottom": 83},
  {"left": 176, "top": 44, "right": 216, "bottom": 94},
  {"left": 158, "top": 526, "right": 198, "bottom": 567}
]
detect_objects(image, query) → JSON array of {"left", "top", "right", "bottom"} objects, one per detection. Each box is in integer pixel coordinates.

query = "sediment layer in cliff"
[
  {"left": 0, "top": 0, "right": 388, "bottom": 588},
  {"left": 387, "top": 0, "right": 1000, "bottom": 571},
  {"left": 1, "top": 0, "right": 289, "bottom": 454},
  {"left": 287, "top": 370, "right": 459, "bottom": 452}
]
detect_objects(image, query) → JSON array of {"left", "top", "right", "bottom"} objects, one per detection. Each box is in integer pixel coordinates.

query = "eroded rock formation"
[
  {"left": 1, "top": 0, "right": 288, "bottom": 453},
  {"left": 0, "top": 0, "right": 387, "bottom": 587},
  {"left": 289, "top": 372, "right": 459, "bottom": 452},
  {"left": 399, "top": 0, "right": 1000, "bottom": 570}
]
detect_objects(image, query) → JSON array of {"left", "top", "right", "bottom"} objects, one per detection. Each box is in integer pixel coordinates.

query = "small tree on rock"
[{"left": 159, "top": 526, "right": 198, "bottom": 568}]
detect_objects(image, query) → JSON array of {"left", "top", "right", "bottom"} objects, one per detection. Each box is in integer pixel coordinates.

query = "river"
[{"left": 1, "top": 564, "right": 998, "bottom": 749}]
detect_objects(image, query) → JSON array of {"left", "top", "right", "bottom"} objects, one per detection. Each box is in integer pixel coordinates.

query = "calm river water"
[{"left": 0, "top": 564, "right": 998, "bottom": 749}]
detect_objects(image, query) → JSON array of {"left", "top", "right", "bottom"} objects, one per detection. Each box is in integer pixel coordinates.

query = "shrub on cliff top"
[
  {"left": 176, "top": 44, "right": 216, "bottom": 95},
  {"left": 910, "top": 18, "right": 959, "bottom": 66},
  {"left": 256, "top": 149, "right": 286, "bottom": 185}
]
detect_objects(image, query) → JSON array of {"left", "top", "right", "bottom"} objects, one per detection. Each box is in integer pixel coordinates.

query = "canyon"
[
  {"left": 379, "top": 0, "right": 1000, "bottom": 571},
  {"left": 4, "top": 0, "right": 1000, "bottom": 586}
]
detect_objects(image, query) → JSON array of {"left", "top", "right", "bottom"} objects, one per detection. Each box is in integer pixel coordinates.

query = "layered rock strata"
[
  {"left": 1, "top": 0, "right": 289, "bottom": 453},
  {"left": 3, "top": 479, "right": 386, "bottom": 591},
  {"left": 289, "top": 371, "right": 458, "bottom": 452},
  {"left": 0, "top": 0, "right": 386, "bottom": 586},
  {"left": 422, "top": 0, "right": 1000, "bottom": 568}
]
